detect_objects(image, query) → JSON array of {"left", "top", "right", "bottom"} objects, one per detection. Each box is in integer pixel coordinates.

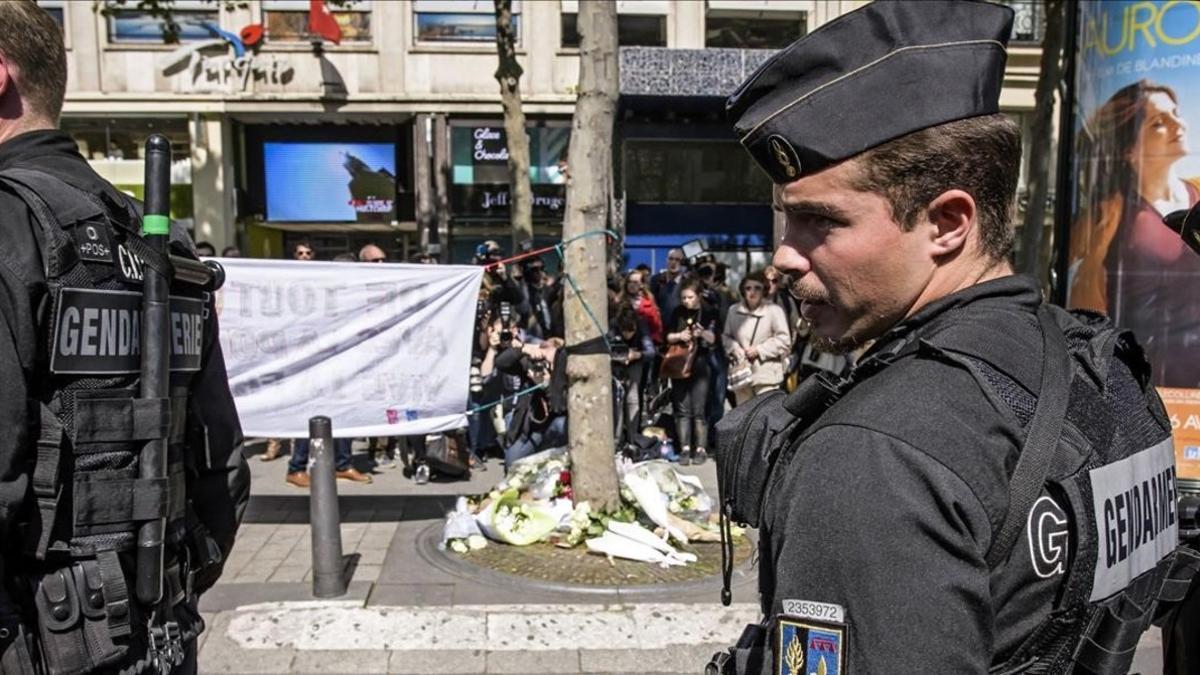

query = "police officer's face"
[{"left": 772, "top": 160, "right": 935, "bottom": 353}]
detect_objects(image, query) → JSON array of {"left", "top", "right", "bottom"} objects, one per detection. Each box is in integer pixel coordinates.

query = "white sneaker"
[{"left": 414, "top": 464, "right": 430, "bottom": 485}]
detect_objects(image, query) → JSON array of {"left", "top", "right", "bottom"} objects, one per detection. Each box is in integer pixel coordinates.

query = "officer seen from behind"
[
  {"left": 711, "top": 2, "right": 1200, "bottom": 674},
  {"left": 0, "top": 2, "right": 249, "bottom": 672}
]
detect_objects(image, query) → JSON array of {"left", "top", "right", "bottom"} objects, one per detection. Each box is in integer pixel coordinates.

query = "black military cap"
[{"left": 727, "top": 0, "right": 1014, "bottom": 184}]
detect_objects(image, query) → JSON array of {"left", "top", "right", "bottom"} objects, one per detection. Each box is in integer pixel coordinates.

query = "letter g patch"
[{"left": 1027, "top": 495, "right": 1069, "bottom": 578}]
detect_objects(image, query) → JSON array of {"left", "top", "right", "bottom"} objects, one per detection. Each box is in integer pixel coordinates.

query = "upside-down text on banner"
[{"left": 213, "top": 259, "right": 483, "bottom": 438}]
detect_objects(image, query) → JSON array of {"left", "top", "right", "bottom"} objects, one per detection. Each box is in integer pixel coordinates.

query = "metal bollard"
[{"left": 308, "top": 416, "right": 348, "bottom": 598}]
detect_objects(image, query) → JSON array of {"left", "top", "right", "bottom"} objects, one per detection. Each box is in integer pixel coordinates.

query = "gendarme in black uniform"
[
  {"left": 0, "top": 130, "right": 249, "bottom": 673},
  {"left": 710, "top": 2, "right": 1200, "bottom": 674}
]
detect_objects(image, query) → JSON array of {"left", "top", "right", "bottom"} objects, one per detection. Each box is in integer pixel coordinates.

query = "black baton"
[{"left": 136, "top": 134, "right": 172, "bottom": 606}]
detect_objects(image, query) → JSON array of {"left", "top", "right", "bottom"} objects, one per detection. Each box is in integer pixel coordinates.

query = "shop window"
[
  {"left": 36, "top": 0, "right": 65, "bottom": 29},
  {"left": 105, "top": 0, "right": 218, "bottom": 43},
  {"left": 625, "top": 139, "right": 772, "bottom": 204},
  {"left": 262, "top": 0, "right": 372, "bottom": 43},
  {"left": 449, "top": 123, "right": 569, "bottom": 224},
  {"left": 414, "top": 0, "right": 519, "bottom": 44},
  {"left": 561, "top": 13, "right": 666, "bottom": 48},
  {"left": 705, "top": 13, "right": 806, "bottom": 49},
  {"left": 60, "top": 117, "right": 194, "bottom": 226}
]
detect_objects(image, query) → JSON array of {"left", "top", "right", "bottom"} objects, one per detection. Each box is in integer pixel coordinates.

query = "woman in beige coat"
[{"left": 722, "top": 271, "right": 792, "bottom": 404}]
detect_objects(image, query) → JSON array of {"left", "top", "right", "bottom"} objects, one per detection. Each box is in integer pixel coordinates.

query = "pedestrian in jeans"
[
  {"left": 664, "top": 278, "right": 718, "bottom": 466},
  {"left": 722, "top": 270, "right": 793, "bottom": 406},
  {"left": 285, "top": 437, "right": 372, "bottom": 488}
]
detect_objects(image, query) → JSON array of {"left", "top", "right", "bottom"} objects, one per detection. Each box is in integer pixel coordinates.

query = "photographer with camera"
[
  {"left": 609, "top": 303, "right": 656, "bottom": 444},
  {"left": 487, "top": 309, "right": 567, "bottom": 469}
]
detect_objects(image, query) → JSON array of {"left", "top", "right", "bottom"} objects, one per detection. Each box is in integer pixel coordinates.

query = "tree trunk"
[
  {"left": 493, "top": 0, "right": 533, "bottom": 253},
  {"left": 564, "top": 0, "right": 619, "bottom": 512},
  {"left": 1018, "top": 0, "right": 1066, "bottom": 286}
]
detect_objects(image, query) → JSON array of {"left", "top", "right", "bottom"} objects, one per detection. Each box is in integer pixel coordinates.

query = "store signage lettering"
[
  {"left": 474, "top": 127, "right": 510, "bottom": 163},
  {"left": 194, "top": 53, "right": 292, "bottom": 91},
  {"left": 160, "top": 22, "right": 294, "bottom": 93},
  {"left": 350, "top": 197, "right": 396, "bottom": 215},
  {"left": 480, "top": 188, "right": 564, "bottom": 212}
]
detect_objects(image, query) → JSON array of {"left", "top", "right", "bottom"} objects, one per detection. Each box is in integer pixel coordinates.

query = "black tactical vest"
[
  {"left": 0, "top": 168, "right": 209, "bottom": 674},
  {"left": 711, "top": 304, "right": 1200, "bottom": 675}
]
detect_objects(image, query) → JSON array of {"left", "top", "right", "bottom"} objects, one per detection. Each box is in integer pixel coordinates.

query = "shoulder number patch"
[{"left": 777, "top": 617, "right": 844, "bottom": 675}]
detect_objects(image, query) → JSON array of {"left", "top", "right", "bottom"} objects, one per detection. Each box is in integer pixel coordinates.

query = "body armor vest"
[
  {"left": 711, "top": 304, "right": 1200, "bottom": 675},
  {"left": 0, "top": 168, "right": 209, "bottom": 675}
]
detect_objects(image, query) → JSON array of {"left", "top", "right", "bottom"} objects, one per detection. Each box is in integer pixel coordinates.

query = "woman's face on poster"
[{"left": 1133, "top": 91, "right": 1188, "bottom": 164}]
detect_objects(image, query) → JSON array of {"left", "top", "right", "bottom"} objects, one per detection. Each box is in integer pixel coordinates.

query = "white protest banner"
[{"left": 214, "top": 259, "right": 483, "bottom": 438}]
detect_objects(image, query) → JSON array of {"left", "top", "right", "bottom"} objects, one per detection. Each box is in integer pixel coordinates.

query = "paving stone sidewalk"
[{"left": 193, "top": 441, "right": 1165, "bottom": 674}]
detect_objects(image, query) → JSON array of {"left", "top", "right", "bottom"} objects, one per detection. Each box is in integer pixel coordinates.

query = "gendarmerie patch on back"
[{"left": 50, "top": 288, "right": 204, "bottom": 374}]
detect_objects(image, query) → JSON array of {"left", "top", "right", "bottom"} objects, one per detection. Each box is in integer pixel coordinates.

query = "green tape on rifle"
[{"left": 142, "top": 214, "right": 170, "bottom": 236}]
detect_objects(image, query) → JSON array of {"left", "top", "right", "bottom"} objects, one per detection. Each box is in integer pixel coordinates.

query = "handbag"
[
  {"left": 728, "top": 315, "right": 762, "bottom": 393},
  {"left": 659, "top": 341, "right": 697, "bottom": 380},
  {"left": 421, "top": 431, "right": 470, "bottom": 478}
]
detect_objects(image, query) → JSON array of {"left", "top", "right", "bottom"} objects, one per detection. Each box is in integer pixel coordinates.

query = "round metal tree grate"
[
  {"left": 417, "top": 521, "right": 755, "bottom": 594},
  {"left": 457, "top": 537, "right": 753, "bottom": 586}
]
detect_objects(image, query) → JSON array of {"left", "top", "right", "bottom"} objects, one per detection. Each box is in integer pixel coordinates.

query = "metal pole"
[
  {"left": 1050, "top": 0, "right": 1080, "bottom": 306},
  {"left": 136, "top": 134, "right": 172, "bottom": 606},
  {"left": 308, "top": 416, "right": 347, "bottom": 598}
]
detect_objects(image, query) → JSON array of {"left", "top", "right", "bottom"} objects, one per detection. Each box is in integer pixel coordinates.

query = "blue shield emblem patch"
[{"left": 777, "top": 618, "right": 845, "bottom": 675}]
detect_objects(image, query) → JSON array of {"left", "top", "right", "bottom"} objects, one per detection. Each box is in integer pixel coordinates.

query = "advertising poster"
[{"left": 1067, "top": 0, "right": 1200, "bottom": 483}]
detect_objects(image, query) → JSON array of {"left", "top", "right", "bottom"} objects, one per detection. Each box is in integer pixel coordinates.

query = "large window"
[
  {"left": 105, "top": 0, "right": 217, "bottom": 44},
  {"left": 625, "top": 139, "right": 772, "bottom": 204},
  {"left": 705, "top": 14, "right": 806, "bottom": 49},
  {"left": 560, "top": 1, "right": 665, "bottom": 48},
  {"left": 414, "top": 0, "right": 519, "bottom": 44},
  {"left": 60, "top": 117, "right": 194, "bottom": 226},
  {"left": 36, "top": 0, "right": 65, "bottom": 29},
  {"left": 262, "top": 0, "right": 372, "bottom": 43}
]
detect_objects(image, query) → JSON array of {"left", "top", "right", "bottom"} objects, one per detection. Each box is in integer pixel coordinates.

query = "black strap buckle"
[
  {"left": 148, "top": 618, "right": 185, "bottom": 674},
  {"left": 705, "top": 650, "right": 733, "bottom": 675}
]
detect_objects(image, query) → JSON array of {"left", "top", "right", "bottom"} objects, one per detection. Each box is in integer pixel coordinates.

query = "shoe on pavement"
[
  {"left": 336, "top": 467, "right": 373, "bottom": 483},
  {"left": 693, "top": 448, "right": 708, "bottom": 466},
  {"left": 678, "top": 450, "right": 692, "bottom": 467},
  {"left": 260, "top": 438, "right": 285, "bottom": 462},
  {"left": 285, "top": 471, "right": 310, "bottom": 488},
  {"left": 414, "top": 464, "right": 430, "bottom": 485}
]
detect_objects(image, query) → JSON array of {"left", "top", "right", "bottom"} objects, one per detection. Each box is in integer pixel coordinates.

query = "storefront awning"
[{"left": 253, "top": 221, "right": 418, "bottom": 234}]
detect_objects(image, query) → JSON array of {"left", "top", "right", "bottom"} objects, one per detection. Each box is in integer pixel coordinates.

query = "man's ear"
[
  {"left": 926, "top": 189, "right": 977, "bottom": 257},
  {"left": 0, "top": 53, "right": 10, "bottom": 100}
]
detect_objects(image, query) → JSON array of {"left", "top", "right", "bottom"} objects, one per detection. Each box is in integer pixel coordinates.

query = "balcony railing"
[{"left": 619, "top": 47, "right": 775, "bottom": 98}]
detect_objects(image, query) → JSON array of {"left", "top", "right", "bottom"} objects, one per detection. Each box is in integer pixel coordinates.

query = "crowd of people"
[
  {"left": 464, "top": 241, "right": 853, "bottom": 477},
  {"left": 245, "top": 237, "right": 851, "bottom": 487}
]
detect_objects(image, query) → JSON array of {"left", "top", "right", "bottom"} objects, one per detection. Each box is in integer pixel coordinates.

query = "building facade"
[{"left": 53, "top": 0, "right": 1046, "bottom": 267}]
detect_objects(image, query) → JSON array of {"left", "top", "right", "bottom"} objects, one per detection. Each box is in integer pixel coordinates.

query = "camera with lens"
[
  {"left": 498, "top": 302, "right": 515, "bottom": 348},
  {"left": 469, "top": 360, "right": 484, "bottom": 394},
  {"left": 609, "top": 334, "right": 630, "bottom": 363}
]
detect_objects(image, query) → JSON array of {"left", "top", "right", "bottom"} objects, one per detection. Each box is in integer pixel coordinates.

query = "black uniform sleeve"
[
  {"left": 0, "top": 195, "right": 43, "bottom": 546},
  {"left": 766, "top": 424, "right": 996, "bottom": 674},
  {"left": 186, "top": 277, "right": 250, "bottom": 594}
]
